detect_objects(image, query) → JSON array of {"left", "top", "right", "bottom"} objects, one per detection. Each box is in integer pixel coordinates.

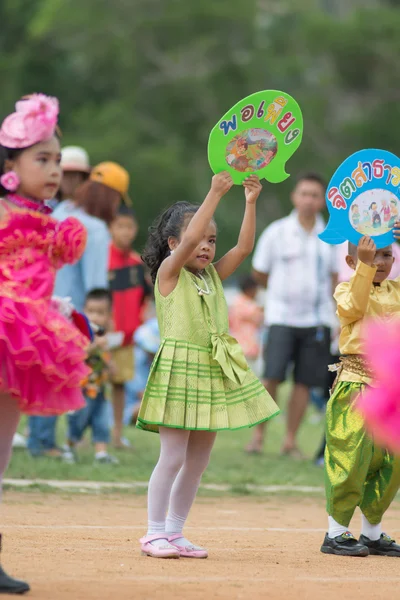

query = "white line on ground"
[
  {"left": 30, "top": 576, "right": 400, "bottom": 584},
  {"left": 136, "top": 577, "right": 400, "bottom": 584},
  {"left": 2, "top": 525, "right": 327, "bottom": 532},
  {"left": 3, "top": 478, "right": 324, "bottom": 494},
  {"left": 131, "top": 576, "right": 400, "bottom": 583}
]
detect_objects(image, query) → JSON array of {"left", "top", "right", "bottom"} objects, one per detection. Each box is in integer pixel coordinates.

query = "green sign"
[{"left": 208, "top": 90, "right": 303, "bottom": 185}]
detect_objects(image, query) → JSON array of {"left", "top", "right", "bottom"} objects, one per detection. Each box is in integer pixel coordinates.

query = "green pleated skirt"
[{"left": 136, "top": 338, "right": 279, "bottom": 433}]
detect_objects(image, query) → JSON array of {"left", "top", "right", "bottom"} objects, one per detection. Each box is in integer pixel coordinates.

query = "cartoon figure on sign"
[
  {"left": 370, "top": 202, "right": 381, "bottom": 229},
  {"left": 208, "top": 90, "right": 303, "bottom": 184},
  {"left": 362, "top": 210, "right": 370, "bottom": 227},
  {"left": 319, "top": 149, "right": 400, "bottom": 250},
  {"left": 381, "top": 198, "right": 391, "bottom": 223},
  {"left": 351, "top": 203, "right": 360, "bottom": 227},
  {"left": 225, "top": 129, "right": 277, "bottom": 173},
  {"left": 389, "top": 200, "right": 399, "bottom": 229},
  {"left": 226, "top": 137, "right": 250, "bottom": 172}
]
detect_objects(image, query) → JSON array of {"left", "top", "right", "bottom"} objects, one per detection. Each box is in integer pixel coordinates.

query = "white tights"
[
  {"left": 147, "top": 427, "right": 216, "bottom": 547},
  {"left": 0, "top": 395, "right": 20, "bottom": 501}
]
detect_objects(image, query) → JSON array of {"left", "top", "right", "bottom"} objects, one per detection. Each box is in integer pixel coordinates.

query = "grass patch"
[{"left": 7, "top": 383, "right": 326, "bottom": 490}]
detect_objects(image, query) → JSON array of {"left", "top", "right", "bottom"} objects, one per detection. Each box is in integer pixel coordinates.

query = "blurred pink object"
[
  {"left": 337, "top": 242, "right": 400, "bottom": 282},
  {"left": 357, "top": 386, "right": 400, "bottom": 453},
  {"left": 357, "top": 319, "right": 400, "bottom": 453},
  {"left": 0, "top": 94, "right": 59, "bottom": 149}
]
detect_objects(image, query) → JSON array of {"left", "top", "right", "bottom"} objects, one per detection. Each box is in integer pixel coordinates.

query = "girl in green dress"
[{"left": 138, "top": 171, "right": 279, "bottom": 559}]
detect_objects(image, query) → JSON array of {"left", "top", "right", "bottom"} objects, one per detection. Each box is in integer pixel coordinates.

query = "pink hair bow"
[{"left": 0, "top": 94, "right": 59, "bottom": 149}]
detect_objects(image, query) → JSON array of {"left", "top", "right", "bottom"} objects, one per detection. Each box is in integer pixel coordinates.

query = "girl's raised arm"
[
  {"left": 214, "top": 175, "right": 262, "bottom": 281},
  {"left": 158, "top": 172, "right": 233, "bottom": 295}
]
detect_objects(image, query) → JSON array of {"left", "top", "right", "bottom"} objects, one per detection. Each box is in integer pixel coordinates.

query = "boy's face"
[
  {"left": 84, "top": 298, "right": 111, "bottom": 329},
  {"left": 346, "top": 245, "right": 394, "bottom": 284},
  {"left": 60, "top": 171, "right": 87, "bottom": 199},
  {"left": 291, "top": 179, "right": 325, "bottom": 218},
  {"left": 110, "top": 215, "right": 138, "bottom": 250}
]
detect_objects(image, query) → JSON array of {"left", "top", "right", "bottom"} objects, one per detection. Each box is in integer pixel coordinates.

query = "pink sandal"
[
  {"left": 168, "top": 534, "right": 208, "bottom": 559},
  {"left": 140, "top": 534, "right": 180, "bottom": 558}
]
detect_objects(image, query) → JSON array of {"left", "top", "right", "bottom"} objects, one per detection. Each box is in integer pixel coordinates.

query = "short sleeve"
[{"left": 252, "top": 226, "right": 275, "bottom": 274}]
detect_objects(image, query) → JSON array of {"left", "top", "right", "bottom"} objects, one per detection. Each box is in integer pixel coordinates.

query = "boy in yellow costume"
[{"left": 321, "top": 235, "right": 400, "bottom": 557}]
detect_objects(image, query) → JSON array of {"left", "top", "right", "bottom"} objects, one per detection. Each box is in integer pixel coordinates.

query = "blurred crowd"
[{"left": 13, "top": 149, "right": 400, "bottom": 467}]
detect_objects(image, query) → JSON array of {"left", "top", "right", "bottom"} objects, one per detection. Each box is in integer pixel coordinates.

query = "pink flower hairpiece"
[{"left": 0, "top": 94, "right": 59, "bottom": 149}]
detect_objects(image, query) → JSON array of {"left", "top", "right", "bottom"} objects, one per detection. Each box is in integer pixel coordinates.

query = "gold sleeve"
[{"left": 334, "top": 261, "right": 376, "bottom": 326}]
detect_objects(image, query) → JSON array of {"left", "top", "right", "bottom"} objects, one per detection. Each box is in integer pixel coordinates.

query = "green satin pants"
[{"left": 325, "top": 381, "right": 400, "bottom": 526}]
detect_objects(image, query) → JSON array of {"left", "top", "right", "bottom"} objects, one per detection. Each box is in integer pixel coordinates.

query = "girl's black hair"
[
  {"left": 142, "top": 201, "right": 200, "bottom": 284},
  {"left": 0, "top": 145, "right": 24, "bottom": 196}
]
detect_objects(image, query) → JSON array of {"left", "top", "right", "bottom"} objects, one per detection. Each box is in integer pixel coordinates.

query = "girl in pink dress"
[{"left": 0, "top": 94, "right": 91, "bottom": 594}]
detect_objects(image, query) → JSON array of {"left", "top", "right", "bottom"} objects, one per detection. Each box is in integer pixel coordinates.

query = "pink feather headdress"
[{"left": 0, "top": 94, "right": 59, "bottom": 149}]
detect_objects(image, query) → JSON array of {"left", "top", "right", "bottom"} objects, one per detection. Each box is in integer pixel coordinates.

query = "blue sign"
[{"left": 319, "top": 149, "right": 400, "bottom": 249}]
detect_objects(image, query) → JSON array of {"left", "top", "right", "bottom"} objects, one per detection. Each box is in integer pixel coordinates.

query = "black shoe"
[
  {"left": 359, "top": 533, "right": 400, "bottom": 557},
  {"left": 320, "top": 531, "right": 369, "bottom": 556},
  {"left": 0, "top": 565, "right": 30, "bottom": 594}
]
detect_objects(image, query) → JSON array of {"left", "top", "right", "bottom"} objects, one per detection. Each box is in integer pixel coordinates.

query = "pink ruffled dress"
[{"left": 0, "top": 206, "right": 90, "bottom": 415}]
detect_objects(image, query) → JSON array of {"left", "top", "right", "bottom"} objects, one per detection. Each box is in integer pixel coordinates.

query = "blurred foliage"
[{"left": 0, "top": 0, "right": 399, "bottom": 261}]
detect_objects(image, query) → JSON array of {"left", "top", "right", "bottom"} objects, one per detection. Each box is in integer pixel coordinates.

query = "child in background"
[
  {"left": 229, "top": 274, "right": 263, "bottom": 374},
  {"left": 67, "top": 289, "right": 118, "bottom": 464},
  {"left": 108, "top": 204, "right": 150, "bottom": 448},
  {"left": 58, "top": 145, "right": 90, "bottom": 204},
  {"left": 124, "top": 316, "right": 160, "bottom": 426},
  {"left": 321, "top": 235, "right": 400, "bottom": 557}
]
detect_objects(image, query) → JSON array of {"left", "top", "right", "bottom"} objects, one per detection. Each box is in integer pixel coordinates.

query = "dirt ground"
[{"left": 2, "top": 492, "right": 400, "bottom": 600}]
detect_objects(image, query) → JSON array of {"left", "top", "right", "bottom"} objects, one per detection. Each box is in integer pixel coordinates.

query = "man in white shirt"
[{"left": 247, "top": 173, "right": 338, "bottom": 456}]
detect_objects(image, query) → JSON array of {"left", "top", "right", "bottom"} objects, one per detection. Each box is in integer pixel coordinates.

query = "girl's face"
[
  {"left": 185, "top": 221, "right": 217, "bottom": 273},
  {"left": 6, "top": 136, "right": 62, "bottom": 201},
  {"left": 170, "top": 219, "right": 217, "bottom": 274}
]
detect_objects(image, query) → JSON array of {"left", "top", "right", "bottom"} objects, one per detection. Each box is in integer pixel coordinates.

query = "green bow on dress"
[{"left": 211, "top": 333, "right": 248, "bottom": 384}]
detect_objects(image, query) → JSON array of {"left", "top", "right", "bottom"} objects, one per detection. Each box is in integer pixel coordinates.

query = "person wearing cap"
[
  {"left": 58, "top": 145, "right": 91, "bottom": 204},
  {"left": 53, "top": 161, "right": 130, "bottom": 312}
]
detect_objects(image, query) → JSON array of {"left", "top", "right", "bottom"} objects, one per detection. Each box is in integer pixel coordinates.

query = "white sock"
[
  {"left": 328, "top": 516, "right": 350, "bottom": 539},
  {"left": 361, "top": 514, "right": 382, "bottom": 541},
  {"left": 165, "top": 511, "right": 185, "bottom": 535},
  {"left": 166, "top": 510, "right": 203, "bottom": 549},
  {"left": 146, "top": 520, "right": 176, "bottom": 549}
]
